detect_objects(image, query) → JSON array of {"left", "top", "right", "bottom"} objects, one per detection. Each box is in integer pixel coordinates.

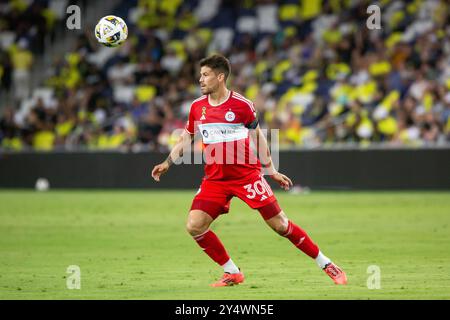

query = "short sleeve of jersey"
[
  {"left": 185, "top": 104, "right": 195, "bottom": 134},
  {"left": 244, "top": 101, "right": 258, "bottom": 129}
]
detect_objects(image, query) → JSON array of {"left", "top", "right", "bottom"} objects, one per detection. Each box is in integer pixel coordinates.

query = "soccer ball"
[
  {"left": 95, "top": 15, "right": 128, "bottom": 47},
  {"left": 35, "top": 178, "right": 50, "bottom": 192}
]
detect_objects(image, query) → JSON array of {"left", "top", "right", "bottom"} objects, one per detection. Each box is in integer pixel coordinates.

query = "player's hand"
[
  {"left": 151, "top": 162, "right": 170, "bottom": 182},
  {"left": 270, "top": 172, "right": 293, "bottom": 191}
]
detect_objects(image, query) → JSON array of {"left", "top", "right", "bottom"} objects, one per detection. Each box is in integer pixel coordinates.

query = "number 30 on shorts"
[{"left": 243, "top": 177, "right": 274, "bottom": 199}]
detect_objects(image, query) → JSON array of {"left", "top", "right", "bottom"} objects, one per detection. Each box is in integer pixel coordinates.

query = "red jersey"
[{"left": 185, "top": 91, "right": 262, "bottom": 181}]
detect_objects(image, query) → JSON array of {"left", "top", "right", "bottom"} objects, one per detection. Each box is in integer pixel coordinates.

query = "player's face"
[{"left": 199, "top": 66, "right": 221, "bottom": 95}]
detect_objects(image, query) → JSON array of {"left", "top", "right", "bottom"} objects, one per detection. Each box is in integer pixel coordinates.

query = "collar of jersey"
[{"left": 207, "top": 90, "right": 232, "bottom": 107}]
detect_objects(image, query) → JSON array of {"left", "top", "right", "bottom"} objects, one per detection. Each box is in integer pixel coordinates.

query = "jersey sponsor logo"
[
  {"left": 225, "top": 110, "right": 235, "bottom": 122},
  {"left": 198, "top": 123, "right": 248, "bottom": 144}
]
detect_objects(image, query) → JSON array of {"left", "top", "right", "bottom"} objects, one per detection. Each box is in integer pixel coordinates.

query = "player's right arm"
[{"left": 151, "top": 130, "right": 194, "bottom": 182}]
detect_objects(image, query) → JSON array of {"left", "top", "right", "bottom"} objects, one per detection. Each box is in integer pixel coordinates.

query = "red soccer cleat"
[
  {"left": 210, "top": 271, "right": 245, "bottom": 287},
  {"left": 323, "top": 262, "right": 347, "bottom": 285}
]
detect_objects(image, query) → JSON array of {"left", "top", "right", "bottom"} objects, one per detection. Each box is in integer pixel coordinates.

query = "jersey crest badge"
[{"left": 225, "top": 110, "right": 235, "bottom": 122}]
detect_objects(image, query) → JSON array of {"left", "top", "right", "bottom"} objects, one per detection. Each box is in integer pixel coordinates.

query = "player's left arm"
[{"left": 250, "top": 125, "right": 293, "bottom": 191}]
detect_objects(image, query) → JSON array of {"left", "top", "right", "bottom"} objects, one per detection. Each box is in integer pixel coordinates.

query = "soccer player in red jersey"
[{"left": 152, "top": 54, "right": 347, "bottom": 287}]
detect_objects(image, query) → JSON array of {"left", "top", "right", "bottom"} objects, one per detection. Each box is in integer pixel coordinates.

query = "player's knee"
[
  {"left": 186, "top": 220, "right": 205, "bottom": 236},
  {"left": 186, "top": 213, "right": 210, "bottom": 236},
  {"left": 267, "top": 212, "right": 289, "bottom": 235},
  {"left": 274, "top": 222, "right": 288, "bottom": 235}
]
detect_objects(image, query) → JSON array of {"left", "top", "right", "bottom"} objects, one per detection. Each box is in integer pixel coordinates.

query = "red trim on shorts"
[
  {"left": 191, "top": 199, "right": 229, "bottom": 220},
  {"left": 258, "top": 200, "right": 282, "bottom": 220}
]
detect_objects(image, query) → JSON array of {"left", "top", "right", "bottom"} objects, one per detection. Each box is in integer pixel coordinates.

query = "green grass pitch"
[{"left": 0, "top": 190, "right": 449, "bottom": 299}]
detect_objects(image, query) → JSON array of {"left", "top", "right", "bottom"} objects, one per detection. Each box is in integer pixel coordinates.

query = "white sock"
[
  {"left": 315, "top": 251, "right": 331, "bottom": 269},
  {"left": 221, "top": 259, "right": 240, "bottom": 274}
]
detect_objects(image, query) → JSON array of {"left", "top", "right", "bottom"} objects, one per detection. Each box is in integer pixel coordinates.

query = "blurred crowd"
[
  {"left": 1, "top": 0, "right": 449, "bottom": 152},
  {"left": 0, "top": 0, "right": 56, "bottom": 104},
  {"left": 1, "top": 0, "right": 90, "bottom": 101}
]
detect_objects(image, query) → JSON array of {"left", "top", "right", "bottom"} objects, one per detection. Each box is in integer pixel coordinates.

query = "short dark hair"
[{"left": 199, "top": 54, "right": 231, "bottom": 80}]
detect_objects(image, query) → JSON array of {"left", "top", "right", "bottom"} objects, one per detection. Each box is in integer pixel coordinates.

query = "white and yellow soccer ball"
[{"left": 95, "top": 15, "right": 128, "bottom": 47}]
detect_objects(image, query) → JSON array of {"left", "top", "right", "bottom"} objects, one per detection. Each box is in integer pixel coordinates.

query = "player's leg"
[
  {"left": 261, "top": 205, "right": 320, "bottom": 259},
  {"left": 186, "top": 209, "right": 232, "bottom": 269},
  {"left": 260, "top": 202, "right": 347, "bottom": 285},
  {"left": 188, "top": 180, "right": 244, "bottom": 286},
  {"left": 233, "top": 174, "right": 347, "bottom": 284},
  {"left": 233, "top": 174, "right": 321, "bottom": 259},
  {"left": 186, "top": 209, "right": 244, "bottom": 287}
]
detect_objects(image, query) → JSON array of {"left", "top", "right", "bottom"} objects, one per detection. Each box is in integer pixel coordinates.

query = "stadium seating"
[{"left": 1, "top": 0, "right": 449, "bottom": 151}]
